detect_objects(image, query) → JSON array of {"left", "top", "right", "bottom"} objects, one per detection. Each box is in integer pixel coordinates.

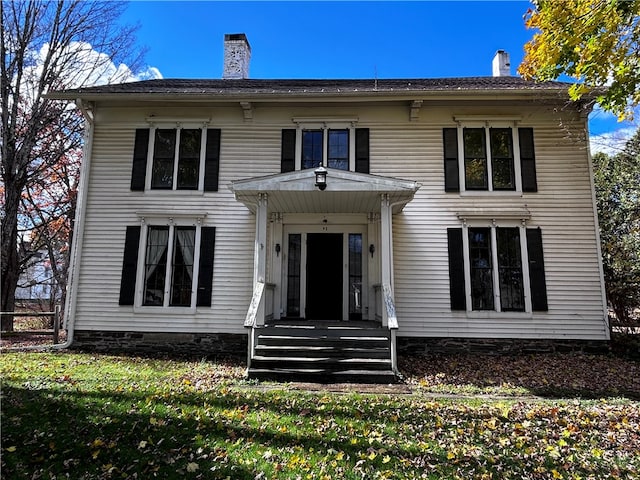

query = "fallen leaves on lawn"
[
  {"left": 2, "top": 352, "right": 640, "bottom": 479},
  {"left": 400, "top": 352, "right": 640, "bottom": 398}
]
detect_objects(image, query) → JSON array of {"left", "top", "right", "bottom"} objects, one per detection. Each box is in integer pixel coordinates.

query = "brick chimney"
[
  {"left": 223, "top": 33, "right": 251, "bottom": 79},
  {"left": 492, "top": 50, "right": 510, "bottom": 77}
]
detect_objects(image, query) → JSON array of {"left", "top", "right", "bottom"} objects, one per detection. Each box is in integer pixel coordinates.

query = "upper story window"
[
  {"left": 444, "top": 123, "right": 537, "bottom": 193},
  {"left": 130, "top": 126, "right": 221, "bottom": 192},
  {"left": 301, "top": 129, "right": 350, "bottom": 170},
  {"left": 281, "top": 119, "right": 370, "bottom": 174},
  {"left": 464, "top": 128, "right": 515, "bottom": 190},
  {"left": 151, "top": 129, "right": 202, "bottom": 189}
]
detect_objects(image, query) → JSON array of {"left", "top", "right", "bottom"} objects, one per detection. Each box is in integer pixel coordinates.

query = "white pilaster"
[
  {"left": 380, "top": 194, "right": 392, "bottom": 327},
  {"left": 255, "top": 193, "right": 268, "bottom": 325}
]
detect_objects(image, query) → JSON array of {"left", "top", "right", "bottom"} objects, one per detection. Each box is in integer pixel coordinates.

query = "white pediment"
[{"left": 230, "top": 168, "right": 420, "bottom": 214}]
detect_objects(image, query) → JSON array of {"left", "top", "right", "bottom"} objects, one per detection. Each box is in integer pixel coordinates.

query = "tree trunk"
[{"left": 1, "top": 196, "right": 19, "bottom": 331}]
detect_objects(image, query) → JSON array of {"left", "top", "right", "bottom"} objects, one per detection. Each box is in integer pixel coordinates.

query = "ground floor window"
[
  {"left": 468, "top": 227, "right": 524, "bottom": 311},
  {"left": 143, "top": 226, "right": 196, "bottom": 307},
  {"left": 118, "top": 223, "right": 216, "bottom": 309},
  {"left": 448, "top": 226, "right": 547, "bottom": 313}
]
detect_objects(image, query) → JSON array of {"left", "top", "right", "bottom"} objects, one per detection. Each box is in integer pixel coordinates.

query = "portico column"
[
  {"left": 380, "top": 194, "right": 393, "bottom": 327},
  {"left": 254, "top": 193, "right": 268, "bottom": 325}
]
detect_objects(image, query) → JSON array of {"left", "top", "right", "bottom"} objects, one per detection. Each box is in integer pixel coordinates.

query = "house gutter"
[
  {"left": 583, "top": 106, "right": 611, "bottom": 339},
  {"left": 7, "top": 99, "right": 95, "bottom": 351}
]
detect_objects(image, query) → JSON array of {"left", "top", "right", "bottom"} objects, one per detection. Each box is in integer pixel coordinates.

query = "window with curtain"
[{"left": 143, "top": 225, "right": 196, "bottom": 307}]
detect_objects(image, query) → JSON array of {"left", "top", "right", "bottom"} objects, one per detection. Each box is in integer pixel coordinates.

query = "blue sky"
[{"left": 121, "top": 1, "right": 636, "bottom": 141}]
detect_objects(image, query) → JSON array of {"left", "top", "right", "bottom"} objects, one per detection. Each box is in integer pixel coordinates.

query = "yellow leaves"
[
  {"left": 6, "top": 446, "right": 17, "bottom": 452},
  {"left": 519, "top": 0, "right": 640, "bottom": 120},
  {"left": 484, "top": 418, "right": 498, "bottom": 430},
  {"left": 149, "top": 416, "right": 166, "bottom": 426},
  {"left": 552, "top": 469, "right": 563, "bottom": 479},
  {"left": 186, "top": 462, "right": 199, "bottom": 472},
  {"left": 90, "top": 438, "right": 105, "bottom": 448}
]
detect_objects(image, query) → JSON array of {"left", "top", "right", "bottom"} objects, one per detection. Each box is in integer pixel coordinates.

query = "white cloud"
[
  {"left": 19, "top": 41, "right": 162, "bottom": 100},
  {"left": 590, "top": 127, "right": 636, "bottom": 156},
  {"left": 588, "top": 104, "right": 638, "bottom": 156}
]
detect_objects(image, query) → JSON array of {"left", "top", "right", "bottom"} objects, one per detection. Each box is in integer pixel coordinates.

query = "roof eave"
[{"left": 45, "top": 87, "right": 572, "bottom": 103}]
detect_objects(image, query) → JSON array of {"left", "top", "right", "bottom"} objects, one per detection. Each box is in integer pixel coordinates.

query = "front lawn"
[{"left": 1, "top": 352, "right": 639, "bottom": 479}]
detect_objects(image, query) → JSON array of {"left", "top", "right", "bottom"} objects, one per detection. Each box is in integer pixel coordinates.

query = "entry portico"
[{"left": 231, "top": 168, "right": 420, "bottom": 327}]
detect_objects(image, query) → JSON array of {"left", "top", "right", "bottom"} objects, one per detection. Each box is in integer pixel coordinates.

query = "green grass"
[{"left": 2, "top": 352, "right": 639, "bottom": 479}]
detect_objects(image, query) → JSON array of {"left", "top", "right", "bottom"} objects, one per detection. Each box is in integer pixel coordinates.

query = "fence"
[{"left": 0, "top": 305, "right": 62, "bottom": 344}]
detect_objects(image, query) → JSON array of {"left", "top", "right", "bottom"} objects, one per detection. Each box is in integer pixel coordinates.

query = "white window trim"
[
  {"left": 133, "top": 213, "right": 206, "bottom": 313},
  {"left": 456, "top": 121, "right": 523, "bottom": 194},
  {"left": 292, "top": 118, "right": 358, "bottom": 172},
  {"left": 144, "top": 122, "right": 209, "bottom": 192},
  {"left": 461, "top": 219, "right": 533, "bottom": 315}
]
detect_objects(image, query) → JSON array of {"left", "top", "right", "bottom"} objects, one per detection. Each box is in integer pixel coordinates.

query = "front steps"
[{"left": 247, "top": 320, "right": 398, "bottom": 383}]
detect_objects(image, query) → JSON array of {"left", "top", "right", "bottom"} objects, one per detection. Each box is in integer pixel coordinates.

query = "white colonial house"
[{"left": 49, "top": 34, "right": 609, "bottom": 381}]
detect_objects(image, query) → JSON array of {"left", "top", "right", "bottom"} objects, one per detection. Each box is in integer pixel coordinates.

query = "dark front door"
[{"left": 306, "top": 233, "right": 343, "bottom": 320}]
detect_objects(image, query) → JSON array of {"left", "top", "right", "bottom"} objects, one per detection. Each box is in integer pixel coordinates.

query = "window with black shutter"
[
  {"left": 130, "top": 127, "right": 220, "bottom": 192},
  {"left": 443, "top": 125, "right": 537, "bottom": 193},
  {"left": 281, "top": 124, "right": 368, "bottom": 173},
  {"left": 118, "top": 222, "right": 216, "bottom": 309},
  {"left": 447, "top": 225, "right": 548, "bottom": 313}
]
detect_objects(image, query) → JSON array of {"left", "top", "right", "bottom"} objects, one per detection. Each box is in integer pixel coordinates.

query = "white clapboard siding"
[
  {"left": 72, "top": 103, "right": 607, "bottom": 340},
  {"left": 368, "top": 116, "right": 607, "bottom": 340},
  {"left": 74, "top": 123, "right": 282, "bottom": 334}
]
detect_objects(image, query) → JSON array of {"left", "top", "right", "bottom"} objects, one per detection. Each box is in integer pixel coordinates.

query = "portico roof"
[{"left": 230, "top": 168, "right": 420, "bottom": 214}]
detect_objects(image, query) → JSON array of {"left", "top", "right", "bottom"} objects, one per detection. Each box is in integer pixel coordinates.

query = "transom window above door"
[{"left": 281, "top": 118, "right": 370, "bottom": 174}]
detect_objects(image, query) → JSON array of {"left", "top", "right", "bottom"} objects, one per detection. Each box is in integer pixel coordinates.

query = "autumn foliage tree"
[
  {"left": 519, "top": 0, "right": 640, "bottom": 121},
  {"left": 1, "top": 1, "right": 148, "bottom": 331}
]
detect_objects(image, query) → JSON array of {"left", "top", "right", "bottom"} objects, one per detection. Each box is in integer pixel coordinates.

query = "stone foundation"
[
  {"left": 71, "top": 330, "right": 611, "bottom": 359},
  {"left": 398, "top": 337, "right": 611, "bottom": 356},
  {"left": 72, "top": 330, "right": 247, "bottom": 359}
]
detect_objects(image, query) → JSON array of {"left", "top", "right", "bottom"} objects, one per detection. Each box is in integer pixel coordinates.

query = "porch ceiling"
[{"left": 230, "top": 168, "right": 421, "bottom": 214}]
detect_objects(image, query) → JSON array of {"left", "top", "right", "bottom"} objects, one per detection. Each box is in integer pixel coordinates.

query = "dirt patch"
[{"left": 0, "top": 330, "right": 67, "bottom": 351}]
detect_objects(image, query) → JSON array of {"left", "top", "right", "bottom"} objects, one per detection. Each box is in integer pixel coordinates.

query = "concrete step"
[
  {"left": 248, "top": 367, "right": 398, "bottom": 384},
  {"left": 254, "top": 344, "right": 390, "bottom": 359},
  {"left": 248, "top": 323, "right": 396, "bottom": 383},
  {"left": 257, "top": 326, "right": 391, "bottom": 339},
  {"left": 250, "top": 356, "right": 392, "bottom": 371}
]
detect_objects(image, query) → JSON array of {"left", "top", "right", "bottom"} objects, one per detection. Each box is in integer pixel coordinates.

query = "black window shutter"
[
  {"left": 204, "top": 129, "right": 221, "bottom": 191},
  {"left": 526, "top": 227, "right": 548, "bottom": 311},
  {"left": 355, "top": 128, "right": 370, "bottom": 173},
  {"left": 447, "top": 228, "right": 467, "bottom": 310},
  {"left": 131, "top": 129, "right": 149, "bottom": 191},
  {"left": 119, "top": 225, "right": 141, "bottom": 305},
  {"left": 443, "top": 128, "right": 460, "bottom": 192},
  {"left": 519, "top": 128, "right": 538, "bottom": 192},
  {"left": 281, "top": 129, "right": 296, "bottom": 173},
  {"left": 196, "top": 227, "right": 216, "bottom": 307}
]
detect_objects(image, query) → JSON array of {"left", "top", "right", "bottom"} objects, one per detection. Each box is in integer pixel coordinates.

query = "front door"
[
  {"left": 284, "top": 228, "right": 365, "bottom": 321},
  {"left": 306, "top": 233, "right": 343, "bottom": 319}
]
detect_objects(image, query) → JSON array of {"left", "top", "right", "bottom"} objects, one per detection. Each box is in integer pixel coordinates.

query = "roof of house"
[{"left": 47, "top": 76, "right": 578, "bottom": 101}]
